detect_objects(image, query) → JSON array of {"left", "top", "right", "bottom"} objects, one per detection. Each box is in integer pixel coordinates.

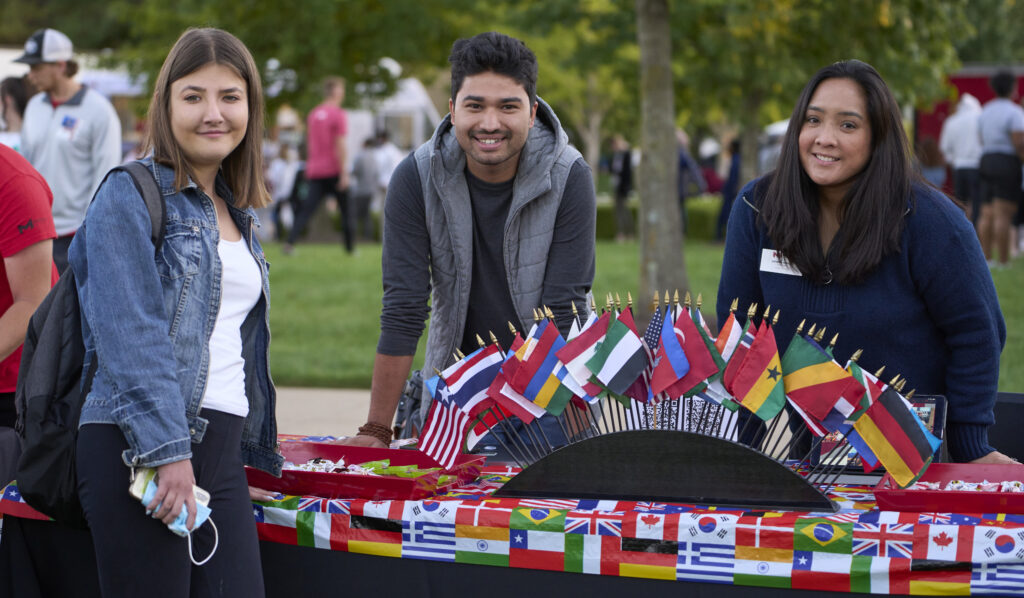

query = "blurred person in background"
[
  {"left": 977, "top": 70, "right": 1024, "bottom": 268},
  {"left": 0, "top": 76, "right": 37, "bottom": 151},
  {"left": 940, "top": 93, "right": 982, "bottom": 226},
  {"left": 14, "top": 28, "right": 121, "bottom": 273},
  {"left": 350, "top": 136, "right": 380, "bottom": 242},
  {"left": 609, "top": 134, "right": 633, "bottom": 241}
]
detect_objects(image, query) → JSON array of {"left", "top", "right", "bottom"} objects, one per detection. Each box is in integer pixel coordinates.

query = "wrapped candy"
[{"left": 1002, "top": 480, "right": 1024, "bottom": 493}]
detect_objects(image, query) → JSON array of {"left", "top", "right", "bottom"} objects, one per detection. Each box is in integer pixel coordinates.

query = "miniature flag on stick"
[
  {"left": 650, "top": 305, "right": 691, "bottom": 395},
  {"left": 729, "top": 321, "right": 786, "bottom": 420},
  {"left": 419, "top": 378, "right": 472, "bottom": 469},
  {"left": 585, "top": 309, "right": 648, "bottom": 396},
  {"left": 556, "top": 311, "right": 610, "bottom": 401},
  {"left": 441, "top": 344, "right": 505, "bottom": 418},
  {"left": 781, "top": 333, "right": 864, "bottom": 422},
  {"left": 851, "top": 387, "right": 940, "bottom": 488}
]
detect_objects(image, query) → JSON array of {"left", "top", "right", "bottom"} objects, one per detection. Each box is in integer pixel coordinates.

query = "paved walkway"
[{"left": 275, "top": 387, "right": 371, "bottom": 437}]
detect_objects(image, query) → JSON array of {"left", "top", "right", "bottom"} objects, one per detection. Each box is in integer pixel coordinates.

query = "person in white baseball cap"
[
  {"left": 13, "top": 28, "right": 74, "bottom": 65},
  {"left": 13, "top": 28, "right": 122, "bottom": 273}
]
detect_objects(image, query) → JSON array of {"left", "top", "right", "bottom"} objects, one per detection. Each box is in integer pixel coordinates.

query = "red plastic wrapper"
[
  {"left": 875, "top": 463, "right": 1024, "bottom": 514},
  {"left": 246, "top": 442, "right": 485, "bottom": 500}
]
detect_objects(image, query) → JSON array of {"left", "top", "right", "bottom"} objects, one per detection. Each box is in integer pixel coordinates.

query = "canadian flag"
[{"left": 913, "top": 524, "right": 974, "bottom": 561}]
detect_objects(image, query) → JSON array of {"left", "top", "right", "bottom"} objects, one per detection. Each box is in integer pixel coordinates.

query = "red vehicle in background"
[{"left": 914, "top": 65, "right": 1024, "bottom": 193}]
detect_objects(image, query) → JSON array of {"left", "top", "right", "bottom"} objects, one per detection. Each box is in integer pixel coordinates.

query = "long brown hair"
[
  {"left": 139, "top": 28, "right": 270, "bottom": 209},
  {"left": 760, "top": 60, "right": 919, "bottom": 285}
]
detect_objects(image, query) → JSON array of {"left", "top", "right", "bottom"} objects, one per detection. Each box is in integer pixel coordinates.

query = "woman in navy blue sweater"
[{"left": 717, "top": 60, "right": 1013, "bottom": 464}]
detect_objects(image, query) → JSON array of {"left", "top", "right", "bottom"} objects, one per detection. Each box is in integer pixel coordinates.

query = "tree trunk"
[{"left": 636, "top": 0, "right": 686, "bottom": 325}]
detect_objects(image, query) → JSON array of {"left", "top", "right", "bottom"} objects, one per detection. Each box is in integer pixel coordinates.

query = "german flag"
[{"left": 852, "top": 388, "right": 938, "bottom": 488}]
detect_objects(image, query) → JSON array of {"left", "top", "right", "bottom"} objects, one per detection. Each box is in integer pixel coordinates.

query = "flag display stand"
[{"left": 493, "top": 429, "right": 837, "bottom": 512}]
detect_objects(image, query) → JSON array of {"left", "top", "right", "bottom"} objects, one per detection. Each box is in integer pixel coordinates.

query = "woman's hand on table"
[
  {"left": 249, "top": 486, "right": 278, "bottom": 502},
  {"left": 333, "top": 435, "right": 388, "bottom": 448},
  {"left": 969, "top": 450, "right": 1020, "bottom": 465}
]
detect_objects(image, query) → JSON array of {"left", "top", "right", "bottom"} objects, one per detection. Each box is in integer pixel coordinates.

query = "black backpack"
[{"left": 14, "top": 161, "right": 165, "bottom": 527}]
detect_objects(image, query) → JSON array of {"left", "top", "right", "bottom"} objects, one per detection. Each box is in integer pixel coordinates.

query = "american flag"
[{"left": 418, "top": 380, "right": 472, "bottom": 469}]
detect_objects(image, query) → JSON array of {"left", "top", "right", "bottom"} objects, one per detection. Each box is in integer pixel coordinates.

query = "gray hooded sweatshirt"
[{"left": 376, "top": 98, "right": 596, "bottom": 416}]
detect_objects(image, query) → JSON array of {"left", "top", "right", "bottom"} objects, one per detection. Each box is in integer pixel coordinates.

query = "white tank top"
[{"left": 201, "top": 236, "right": 261, "bottom": 417}]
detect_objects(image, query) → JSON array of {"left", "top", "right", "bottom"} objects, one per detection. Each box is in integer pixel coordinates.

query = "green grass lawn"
[{"left": 265, "top": 240, "right": 1024, "bottom": 392}]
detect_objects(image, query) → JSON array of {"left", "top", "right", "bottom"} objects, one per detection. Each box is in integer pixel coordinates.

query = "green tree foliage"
[
  {"left": 671, "top": 0, "right": 966, "bottom": 181},
  {"left": 957, "top": 0, "right": 1024, "bottom": 63}
]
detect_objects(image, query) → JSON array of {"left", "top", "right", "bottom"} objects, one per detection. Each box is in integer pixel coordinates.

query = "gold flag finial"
[
  {"left": 684, "top": 291, "right": 692, "bottom": 307},
  {"left": 814, "top": 327, "right": 826, "bottom": 343},
  {"left": 455, "top": 349, "right": 466, "bottom": 360},
  {"left": 762, "top": 304, "right": 772, "bottom": 320},
  {"left": 476, "top": 334, "right": 486, "bottom": 348},
  {"left": 508, "top": 322, "right": 518, "bottom": 335},
  {"left": 673, "top": 290, "right": 680, "bottom": 306},
  {"left": 906, "top": 389, "right": 916, "bottom": 400},
  {"left": 807, "top": 323, "right": 817, "bottom": 337},
  {"left": 730, "top": 297, "right": 738, "bottom": 312},
  {"left": 571, "top": 302, "right": 579, "bottom": 317},
  {"left": 590, "top": 297, "right": 597, "bottom": 312},
  {"left": 889, "top": 374, "right": 901, "bottom": 387},
  {"left": 544, "top": 306, "right": 555, "bottom": 320},
  {"left": 434, "top": 367, "right": 443, "bottom": 377},
  {"left": 772, "top": 309, "right": 780, "bottom": 326},
  {"left": 696, "top": 293, "right": 703, "bottom": 309},
  {"left": 652, "top": 291, "right": 660, "bottom": 310},
  {"left": 615, "top": 293, "right": 622, "bottom": 310},
  {"left": 664, "top": 290, "right": 671, "bottom": 305},
  {"left": 796, "top": 319, "right": 806, "bottom": 335},
  {"left": 829, "top": 333, "right": 839, "bottom": 349},
  {"left": 896, "top": 378, "right": 907, "bottom": 392},
  {"left": 489, "top": 331, "right": 499, "bottom": 345},
  {"left": 746, "top": 302, "right": 758, "bottom": 319},
  {"left": 627, "top": 292, "right": 633, "bottom": 308},
  {"left": 850, "top": 349, "right": 863, "bottom": 363},
  {"left": 874, "top": 365, "right": 886, "bottom": 378}
]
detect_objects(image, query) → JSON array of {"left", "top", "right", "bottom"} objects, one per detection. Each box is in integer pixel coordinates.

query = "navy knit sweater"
[{"left": 717, "top": 178, "right": 1006, "bottom": 462}]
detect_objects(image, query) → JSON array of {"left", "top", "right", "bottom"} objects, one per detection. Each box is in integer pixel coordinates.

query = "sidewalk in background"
[{"left": 275, "top": 387, "right": 370, "bottom": 437}]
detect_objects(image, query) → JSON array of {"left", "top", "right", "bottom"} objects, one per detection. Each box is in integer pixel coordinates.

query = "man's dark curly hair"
[{"left": 449, "top": 32, "right": 537, "bottom": 105}]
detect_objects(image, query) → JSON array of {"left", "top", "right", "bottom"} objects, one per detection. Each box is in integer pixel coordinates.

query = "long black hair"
[{"left": 760, "top": 60, "right": 918, "bottom": 285}]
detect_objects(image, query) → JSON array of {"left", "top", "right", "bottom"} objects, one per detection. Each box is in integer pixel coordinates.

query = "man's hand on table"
[
  {"left": 333, "top": 434, "right": 388, "bottom": 448},
  {"left": 969, "top": 450, "right": 1020, "bottom": 465}
]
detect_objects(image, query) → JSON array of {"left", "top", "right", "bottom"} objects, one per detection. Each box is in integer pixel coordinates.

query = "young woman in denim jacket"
[{"left": 69, "top": 28, "right": 282, "bottom": 596}]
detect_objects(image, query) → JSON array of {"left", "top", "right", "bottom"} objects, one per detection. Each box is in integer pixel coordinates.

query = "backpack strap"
[{"left": 119, "top": 161, "right": 167, "bottom": 254}]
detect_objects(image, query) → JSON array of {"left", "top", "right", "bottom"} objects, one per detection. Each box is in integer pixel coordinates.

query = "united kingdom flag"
[
  {"left": 564, "top": 509, "right": 624, "bottom": 536},
  {"left": 298, "top": 497, "right": 350, "bottom": 514},
  {"left": 918, "top": 513, "right": 952, "bottom": 524},
  {"left": 635, "top": 501, "right": 690, "bottom": 514},
  {"left": 852, "top": 522, "right": 914, "bottom": 558}
]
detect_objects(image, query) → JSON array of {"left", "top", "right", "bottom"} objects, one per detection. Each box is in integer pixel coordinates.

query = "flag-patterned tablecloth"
[{"left": 3, "top": 467, "right": 1024, "bottom": 595}]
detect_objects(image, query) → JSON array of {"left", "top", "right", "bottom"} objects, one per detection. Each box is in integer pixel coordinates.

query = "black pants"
[
  {"left": 952, "top": 167, "right": 981, "bottom": 226},
  {"left": 286, "top": 175, "right": 354, "bottom": 253},
  {"left": 76, "top": 410, "right": 264, "bottom": 598}
]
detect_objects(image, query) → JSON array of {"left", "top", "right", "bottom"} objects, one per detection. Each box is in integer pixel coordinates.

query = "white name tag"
[{"left": 760, "top": 249, "right": 802, "bottom": 276}]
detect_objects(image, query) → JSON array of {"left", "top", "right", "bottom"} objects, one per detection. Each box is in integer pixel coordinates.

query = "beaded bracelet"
[{"left": 357, "top": 421, "right": 393, "bottom": 446}]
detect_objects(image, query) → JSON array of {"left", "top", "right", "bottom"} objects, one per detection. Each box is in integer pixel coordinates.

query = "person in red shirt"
[
  {"left": 0, "top": 142, "right": 58, "bottom": 483},
  {"left": 284, "top": 76, "right": 352, "bottom": 254}
]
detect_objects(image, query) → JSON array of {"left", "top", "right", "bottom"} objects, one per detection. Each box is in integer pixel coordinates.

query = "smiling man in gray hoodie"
[{"left": 344, "top": 32, "right": 596, "bottom": 450}]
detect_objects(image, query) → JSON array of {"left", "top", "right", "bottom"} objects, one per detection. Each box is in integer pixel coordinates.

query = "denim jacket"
[{"left": 69, "top": 159, "right": 283, "bottom": 475}]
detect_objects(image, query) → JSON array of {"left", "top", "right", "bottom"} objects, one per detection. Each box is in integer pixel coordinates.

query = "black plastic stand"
[{"left": 493, "top": 429, "right": 837, "bottom": 512}]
